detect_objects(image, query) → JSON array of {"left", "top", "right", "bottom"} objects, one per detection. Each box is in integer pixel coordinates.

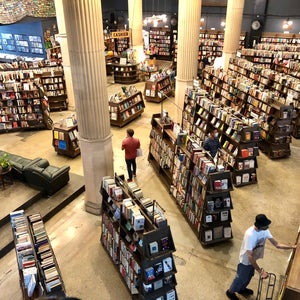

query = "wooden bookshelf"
[
  {"left": 148, "top": 114, "right": 177, "bottom": 189},
  {"left": 279, "top": 227, "right": 300, "bottom": 300},
  {"left": 113, "top": 63, "right": 139, "bottom": 84},
  {"left": 144, "top": 75, "right": 172, "bottom": 103},
  {"left": 0, "top": 75, "right": 50, "bottom": 133},
  {"left": 40, "top": 70, "right": 68, "bottom": 111},
  {"left": 182, "top": 87, "right": 260, "bottom": 185},
  {"left": 109, "top": 89, "right": 145, "bottom": 127},
  {"left": 149, "top": 28, "right": 172, "bottom": 60},
  {"left": 10, "top": 210, "right": 66, "bottom": 299},
  {"left": 52, "top": 123, "right": 80, "bottom": 157},
  {"left": 100, "top": 175, "right": 178, "bottom": 300},
  {"left": 171, "top": 139, "right": 234, "bottom": 245}
]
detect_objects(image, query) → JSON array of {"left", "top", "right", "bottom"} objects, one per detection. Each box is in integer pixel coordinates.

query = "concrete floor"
[{"left": 0, "top": 77, "right": 299, "bottom": 300}]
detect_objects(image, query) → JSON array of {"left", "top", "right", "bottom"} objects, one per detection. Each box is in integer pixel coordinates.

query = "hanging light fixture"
[
  {"left": 143, "top": 14, "right": 168, "bottom": 27},
  {"left": 282, "top": 19, "right": 293, "bottom": 32}
]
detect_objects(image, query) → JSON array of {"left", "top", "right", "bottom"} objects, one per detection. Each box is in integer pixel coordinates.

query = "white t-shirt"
[{"left": 239, "top": 225, "right": 273, "bottom": 265}]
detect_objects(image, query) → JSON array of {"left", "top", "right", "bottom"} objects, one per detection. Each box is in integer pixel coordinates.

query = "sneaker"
[
  {"left": 226, "top": 290, "right": 239, "bottom": 300},
  {"left": 239, "top": 288, "right": 254, "bottom": 295},
  {"left": 127, "top": 179, "right": 132, "bottom": 182}
]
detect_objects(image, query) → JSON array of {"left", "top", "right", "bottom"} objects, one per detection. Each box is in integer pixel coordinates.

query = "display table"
[{"left": 0, "top": 166, "right": 13, "bottom": 189}]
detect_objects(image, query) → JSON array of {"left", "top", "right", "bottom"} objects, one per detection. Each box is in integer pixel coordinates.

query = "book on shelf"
[{"left": 163, "top": 257, "right": 173, "bottom": 273}]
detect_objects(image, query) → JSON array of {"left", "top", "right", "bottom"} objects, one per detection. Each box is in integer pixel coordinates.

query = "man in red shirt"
[{"left": 121, "top": 128, "right": 140, "bottom": 182}]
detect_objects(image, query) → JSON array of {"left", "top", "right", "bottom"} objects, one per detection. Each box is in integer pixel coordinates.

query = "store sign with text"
[{"left": 111, "top": 31, "right": 130, "bottom": 39}]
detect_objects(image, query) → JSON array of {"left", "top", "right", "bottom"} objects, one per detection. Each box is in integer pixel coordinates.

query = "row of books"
[
  {"left": 10, "top": 210, "right": 37, "bottom": 297},
  {"left": 28, "top": 213, "right": 63, "bottom": 293},
  {"left": 42, "top": 77, "right": 63, "bottom": 84},
  {"left": 204, "top": 226, "right": 232, "bottom": 242}
]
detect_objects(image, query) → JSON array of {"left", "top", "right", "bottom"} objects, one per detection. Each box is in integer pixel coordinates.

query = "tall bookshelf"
[
  {"left": 259, "top": 102, "right": 294, "bottom": 158},
  {"left": 100, "top": 175, "right": 178, "bottom": 300},
  {"left": 148, "top": 114, "right": 177, "bottom": 189},
  {"left": 10, "top": 210, "right": 66, "bottom": 300},
  {"left": 170, "top": 137, "right": 234, "bottom": 245},
  {"left": 109, "top": 87, "right": 145, "bottom": 127},
  {"left": 149, "top": 28, "right": 172, "bottom": 60},
  {"left": 182, "top": 87, "right": 260, "bottom": 184},
  {"left": 39, "top": 69, "right": 68, "bottom": 111},
  {"left": 0, "top": 74, "right": 51, "bottom": 133}
]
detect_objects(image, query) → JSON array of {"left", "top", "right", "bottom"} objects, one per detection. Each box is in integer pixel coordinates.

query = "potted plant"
[{"left": 0, "top": 153, "right": 11, "bottom": 172}]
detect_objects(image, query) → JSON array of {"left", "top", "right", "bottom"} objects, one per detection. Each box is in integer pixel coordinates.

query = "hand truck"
[{"left": 256, "top": 272, "right": 276, "bottom": 300}]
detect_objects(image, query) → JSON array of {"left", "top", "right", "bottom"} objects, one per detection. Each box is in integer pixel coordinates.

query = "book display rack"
[
  {"left": 52, "top": 123, "right": 80, "bottom": 157},
  {"left": 39, "top": 69, "right": 68, "bottom": 111},
  {"left": 108, "top": 86, "right": 145, "bottom": 127},
  {"left": 202, "top": 58, "right": 299, "bottom": 144},
  {"left": 10, "top": 210, "right": 66, "bottom": 300},
  {"left": 149, "top": 28, "right": 172, "bottom": 60},
  {"left": 148, "top": 113, "right": 177, "bottom": 188},
  {"left": 147, "top": 111, "right": 235, "bottom": 245},
  {"left": 182, "top": 87, "right": 260, "bottom": 186},
  {"left": 258, "top": 102, "right": 294, "bottom": 158},
  {"left": 113, "top": 63, "right": 139, "bottom": 84},
  {"left": 144, "top": 74, "right": 172, "bottom": 103},
  {"left": 0, "top": 73, "right": 51, "bottom": 133},
  {"left": 100, "top": 175, "right": 178, "bottom": 300},
  {"left": 170, "top": 133, "right": 235, "bottom": 245}
]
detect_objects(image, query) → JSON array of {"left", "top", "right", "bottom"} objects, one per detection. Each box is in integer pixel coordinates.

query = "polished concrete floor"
[{"left": 0, "top": 77, "right": 299, "bottom": 300}]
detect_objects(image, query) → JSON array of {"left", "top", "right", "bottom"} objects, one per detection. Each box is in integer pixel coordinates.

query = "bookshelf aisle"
[{"left": 100, "top": 175, "right": 178, "bottom": 300}]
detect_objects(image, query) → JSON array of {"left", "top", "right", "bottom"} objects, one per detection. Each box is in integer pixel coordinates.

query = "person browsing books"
[
  {"left": 203, "top": 128, "right": 221, "bottom": 159},
  {"left": 121, "top": 128, "right": 140, "bottom": 182},
  {"left": 226, "top": 214, "right": 297, "bottom": 300}
]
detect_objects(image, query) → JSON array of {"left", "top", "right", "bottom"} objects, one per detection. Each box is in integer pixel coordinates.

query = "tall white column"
[
  {"left": 62, "top": 0, "right": 114, "bottom": 215},
  {"left": 54, "top": 0, "right": 75, "bottom": 111},
  {"left": 175, "top": 0, "right": 201, "bottom": 123},
  {"left": 223, "top": 0, "right": 245, "bottom": 71},
  {"left": 128, "top": 0, "right": 144, "bottom": 63}
]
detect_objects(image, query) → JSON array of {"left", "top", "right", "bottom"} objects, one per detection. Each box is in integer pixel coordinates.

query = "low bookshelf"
[
  {"left": 52, "top": 123, "right": 80, "bottom": 158},
  {"left": 10, "top": 210, "right": 66, "bottom": 299},
  {"left": 109, "top": 87, "right": 145, "bottom": 127}
]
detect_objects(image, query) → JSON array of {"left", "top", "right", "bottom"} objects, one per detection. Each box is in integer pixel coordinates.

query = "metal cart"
[{"left": 256, "top": 272, "right": 276, "bottom": 300}]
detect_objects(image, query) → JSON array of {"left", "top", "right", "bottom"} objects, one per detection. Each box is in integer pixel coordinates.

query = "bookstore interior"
[{"left": 0, "top": 1, "right": 300, "bottom": 300}]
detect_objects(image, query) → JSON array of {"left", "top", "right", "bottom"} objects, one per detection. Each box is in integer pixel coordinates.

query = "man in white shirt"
[{"left": 226, "top": 214, "right": 297, "bottom": 300}]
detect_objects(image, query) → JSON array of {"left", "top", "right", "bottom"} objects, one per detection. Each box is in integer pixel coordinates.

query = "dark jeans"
[
  {"left": 125, "top": 158, "right": 136, "bottom": 180},
  {"left": 229, "top": 263, "right": 255, "bottom": 293}
]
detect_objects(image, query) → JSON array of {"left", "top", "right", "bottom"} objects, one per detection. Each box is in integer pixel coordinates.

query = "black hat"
[{"left": 255, "top": 214, "right": 271, "bottom": 228}]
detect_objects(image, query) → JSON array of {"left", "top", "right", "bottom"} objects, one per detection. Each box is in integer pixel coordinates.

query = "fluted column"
[
  {"left": 223, "top": 0, "right": 245, "bottom": 71},
  {"left": 128, "top": 0, "right": 144, "bottom": 63},
  {"left": 175, "top": 0, "right": 201, "bottom": 123},
  {"left": 54, "top": 0, "right": 75, "bottom": 111},
  {"left": 62, "top": 0, "right": 114, "bottom": 215}
]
